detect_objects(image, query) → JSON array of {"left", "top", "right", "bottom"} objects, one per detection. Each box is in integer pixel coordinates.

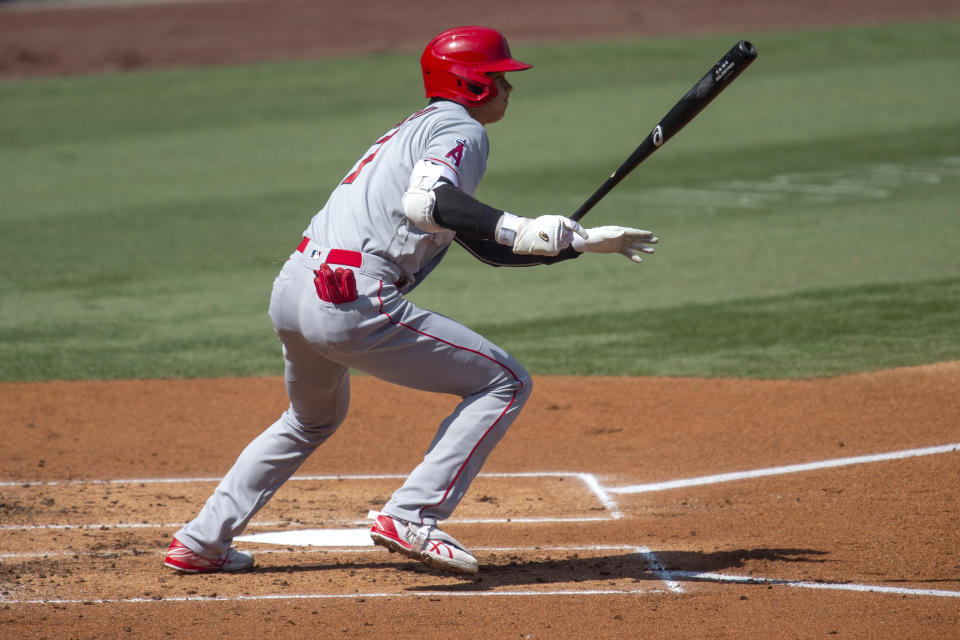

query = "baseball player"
[{"left": 164, "top": 25, "right": 657, "bottom": 576}]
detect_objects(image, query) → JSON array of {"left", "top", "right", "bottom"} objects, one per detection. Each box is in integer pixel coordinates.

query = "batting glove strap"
[
  {"left": 494, "top": 212, "right": 522, "bottom": 246},
  {"left": 506, "top": 214, "right": 588, "bottom": 256}
]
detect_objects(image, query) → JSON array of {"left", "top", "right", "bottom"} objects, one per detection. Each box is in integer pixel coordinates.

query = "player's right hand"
[
  {"left": 571, "top": 225, "right": 658, "bottom": 263},
  {"left": 511, "top": 215, "right": 588, "bottom": 256}
]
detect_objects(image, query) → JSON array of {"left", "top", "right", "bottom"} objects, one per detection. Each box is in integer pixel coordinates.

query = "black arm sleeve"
[
  {"left": 431, "top": 182, "right": 503, "bottom": 240},
  {"left": 431, "top": 180, "right": 582, "bottom": 267},
  {"left": 454, "top": 235, "right": 582, "bottom": 268}
]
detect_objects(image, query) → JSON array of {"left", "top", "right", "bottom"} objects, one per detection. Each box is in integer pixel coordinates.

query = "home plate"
[{"left": 235, "top": 528, "right": 374, "bottom": 547}]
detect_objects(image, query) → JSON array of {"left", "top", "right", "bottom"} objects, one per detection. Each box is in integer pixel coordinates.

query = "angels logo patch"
[{"left": 444, "top": 139, "right": 467, "bottom": 168}]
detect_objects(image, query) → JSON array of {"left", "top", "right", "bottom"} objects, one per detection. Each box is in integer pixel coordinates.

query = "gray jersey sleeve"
[{"left": 421, "top": 114, "right": 488, "bottom": 196}]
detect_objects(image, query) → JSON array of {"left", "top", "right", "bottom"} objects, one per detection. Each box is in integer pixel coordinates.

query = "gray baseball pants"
[{"left": 175, "top": 241, "right": 532, "bottom": 559}]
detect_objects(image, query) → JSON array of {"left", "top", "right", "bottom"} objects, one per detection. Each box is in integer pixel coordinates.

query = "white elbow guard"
[
  {"left": 402, "top": 159, "right": 459, "bottom": 233},
  {"left": 402, "top": 186, "right": 445, "bottom": 233}
]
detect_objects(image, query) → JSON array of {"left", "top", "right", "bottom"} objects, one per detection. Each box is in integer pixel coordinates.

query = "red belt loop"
[{"left": 296, "top": 237, "right": 310, "bottom": 253}]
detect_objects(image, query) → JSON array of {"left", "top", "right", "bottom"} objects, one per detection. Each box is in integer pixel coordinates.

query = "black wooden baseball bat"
[{"left": 571, "top": 40, "right": 758, "bottom": 222}]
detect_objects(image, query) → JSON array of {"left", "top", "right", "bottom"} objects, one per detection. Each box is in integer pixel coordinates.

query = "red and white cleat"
[
  {"left": 163, "top": 538, "right": 254, "bottom": 574},
  {"left": 370, "top": 513, "right": 478, "bottom": 575}
]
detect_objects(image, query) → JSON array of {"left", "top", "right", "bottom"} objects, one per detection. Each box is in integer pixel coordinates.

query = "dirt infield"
[
  {"left": 3, "top": 1, "right": 960, "bottom": 638},
  {"left": 4, "top": 0, "right": 960, "bottom": 77},
  {"left": 3, "top": 366, "right": 959, "bottom": 638}
]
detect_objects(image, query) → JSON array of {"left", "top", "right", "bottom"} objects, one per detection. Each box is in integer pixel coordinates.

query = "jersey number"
[
  {"left": 340, "top": 105, "right": 439, "bottom": 185},
  {"left": 341, "top": 132, "right": 394, "bottom": 185}
]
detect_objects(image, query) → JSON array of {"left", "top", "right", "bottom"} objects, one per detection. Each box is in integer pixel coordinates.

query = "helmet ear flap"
[{"left": 462, "top": 77, "right": 495, "bottom": 103}]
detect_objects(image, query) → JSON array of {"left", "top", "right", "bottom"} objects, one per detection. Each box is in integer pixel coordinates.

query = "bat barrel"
[
  {"left": 712, "top": 40, "right": 758, "bottom": 86},
  {"left": 570, "top": 39, "right": 758, "bottom": 223}
]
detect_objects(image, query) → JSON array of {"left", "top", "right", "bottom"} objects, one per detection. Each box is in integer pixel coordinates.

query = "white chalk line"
[
  {"left": 4, "top": 575, "right": 957, "bottom": 606},
  {"left": 576, "top": 472, "right": 623, "bottom": 518},
  {"left": 608, "top": 443, "right": 960, "bottom": 495},
  {"left": 0, "top": 471, "right": 591, "bottom": 488},
  {"left": 1, "top": 590, "right": 667, "bottom": 605},
  {"left": 3, "top": 443, "right": 958, "bottom": 603},
  {"left": 0, "top": 473, "right": 407, "bottom": 487},
  {"left": 1, "top": 548, "right": 381, "bottom": 560},
  {"left": 0, "top": 472, "right": 622, "bottom": 518},
  {"left": 0, "top": 544, "right": 642, "bottom": 561},
  {"left": 0, "top": 470, "right": 622, "bottom": 531},
  {"left": 7, "top": 443, "right": 954, "bottom": 531},
  {"left": 0, "top": 543, "right": 684, "bottom": 602},
  {"left": 0, "top": 520, "right": 288, "bottom": 532},
  {"left": 672, "top": 571, "right": 960, "bottom": 599},
  {"left": 636, "top": 546, "right": 683, "bottom": 593},
  {"left": 0, "top": 514, "right": 617, "bottom": 533}
]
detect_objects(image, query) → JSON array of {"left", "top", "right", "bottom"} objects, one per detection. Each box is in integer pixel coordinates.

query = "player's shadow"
[{"left": 406, "top": 547, "right": 828, "bottom": 592}]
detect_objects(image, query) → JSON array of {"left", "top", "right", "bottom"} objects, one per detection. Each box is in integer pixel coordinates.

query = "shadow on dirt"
[{"left": 406, "top": 547, "right": 828, "bottom": 591}]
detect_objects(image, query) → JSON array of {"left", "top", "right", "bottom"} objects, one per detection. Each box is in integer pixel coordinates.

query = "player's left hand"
[
  {"left": 512, "top": 214, "right": 588, "bottom": 256},
  {"left": 572, "top": 226, "right": 658, "bottom": 263}
]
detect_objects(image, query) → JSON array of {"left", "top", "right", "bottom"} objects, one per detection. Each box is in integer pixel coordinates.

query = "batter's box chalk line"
[
  {"left": 3, "top": 541, "right": 958, "bottom": 604},
  {"left": 4, "top": 443, "right": 958, "bottom": 534},
  {"left": 4, "top": 444, "right": 960, "bottom": 604},
  {"left": 606, "top": 442, "right": 960, "bottom": 495}
]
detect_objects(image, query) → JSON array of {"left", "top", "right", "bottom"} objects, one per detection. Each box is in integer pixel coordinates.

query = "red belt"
[{"left": 296, "top": 237, "right": 362, "bottom": 268}]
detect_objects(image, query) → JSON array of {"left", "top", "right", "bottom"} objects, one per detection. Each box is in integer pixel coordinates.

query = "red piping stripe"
[
  {"left": 377, "top": 280, "right": 523, "bottom": 523},
  {"left": 427, "top": 156, "right": 462, "bottom": 188}
]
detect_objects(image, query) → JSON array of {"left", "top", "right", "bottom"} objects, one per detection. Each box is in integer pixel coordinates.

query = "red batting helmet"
[{"left": 420, "top": 26, "right": 532, "bottom": 107}]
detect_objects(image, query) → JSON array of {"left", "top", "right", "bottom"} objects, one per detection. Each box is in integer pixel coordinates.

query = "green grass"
[
  {"left": 2, "top": 21, "right": 959, "bottom": 381},
  {"left": 477, "top": 278, "right": 960, "bottom": 378}
]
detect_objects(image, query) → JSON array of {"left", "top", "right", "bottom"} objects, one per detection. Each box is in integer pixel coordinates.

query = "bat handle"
[{"left": 571, "top": 184, "right": 609, "bottom": 222}]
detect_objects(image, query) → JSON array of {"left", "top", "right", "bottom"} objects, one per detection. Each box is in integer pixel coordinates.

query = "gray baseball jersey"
[
  {"left": 308, "top": 100, "right": 488, "bottom": 291},
  {"left": 175, "top": 101, "right": 534, "bottom": 560}
]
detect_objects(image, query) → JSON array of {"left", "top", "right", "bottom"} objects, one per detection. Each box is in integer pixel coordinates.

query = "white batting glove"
[
  {"left": 498, "top": 213, "right": 588, "bottom": 256},
  {"left": 571, "top": 226, "right": 658, "bottom": 263}
]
